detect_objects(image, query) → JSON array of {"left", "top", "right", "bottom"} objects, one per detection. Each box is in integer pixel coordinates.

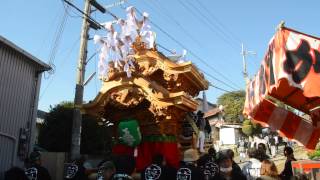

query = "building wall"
[{"left": 0, "top": 42, "right": 42, "bottom": 177}]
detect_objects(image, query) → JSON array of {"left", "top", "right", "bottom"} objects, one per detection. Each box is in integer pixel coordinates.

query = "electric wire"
[
  {"left": 177, "top": 0, "right": 239, "bottom": 51},
  {"left": 61, "top": 0, "right": 82, "bottom": 18},
  {"left": 142, "top": 0, "right": 203, "bottom": 47},
  {"left": 129, "top": 5, "right": 241, "bottom": 89},
  {"left": 185, "top": 0, "right": 240, "bottom": 46},
  {"left": 68, "top": 1, "right": 243, "bottom": 91},
  {"left": 194, "top": 0, "right": 242, "bottom": 44},
  {"left": 40, "top": 37, "right": 80, "bottom": 100},
  {"left": 62, "top": 1, "right": 239, "bottom": 94},
  {"left": 36, "top": 9, "right": 61, "bottom": 55},
  {"left": 46, "top": 1, "right": 70, "bottom": 77},
  {"left": 120, "top": 4, "right": 242, "bottom": 90},
  {"left": 210, "top": 84, "right": 232, "bottom": 93},
  {"left": 157, "top": 44, "right": 235, "bottom": 93},
  {"left": 142, "top": 1, "right": 243, "bottom": 90},
  {"left": 157, "top": 44, "right": 239, "bottom": 91},
  {"left": 151, "top": 20, "right": 240, "bottom": 90}
]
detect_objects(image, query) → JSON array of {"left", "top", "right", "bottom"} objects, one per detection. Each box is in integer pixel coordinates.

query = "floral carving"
[{"left": 109, "top": 87, "right": 145, "bottom": 108}]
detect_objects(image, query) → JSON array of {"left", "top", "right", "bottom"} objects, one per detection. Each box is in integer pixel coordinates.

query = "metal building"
[{"left": 0, "top": 36, "right": 50, "bottom": 178}]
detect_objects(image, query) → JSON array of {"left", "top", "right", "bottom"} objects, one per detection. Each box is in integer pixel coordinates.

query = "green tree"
[
  {"left": 38, "top": 101, "right": 111, "bottom": 154},
  {"left": 217, "top": 90, "right": 245, "bottom": 123},
  {"left": 241, "top": 119, "right": 262, "bottom": 137}
]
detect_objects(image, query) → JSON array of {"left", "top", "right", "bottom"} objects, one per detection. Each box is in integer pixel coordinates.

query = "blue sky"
[{"left": 1, "top": 0, "right": 320, "bottom": 111}]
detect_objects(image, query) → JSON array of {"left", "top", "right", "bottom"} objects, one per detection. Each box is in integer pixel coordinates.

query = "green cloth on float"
[{"left": 118, "top": 119, "right": 142, "bottom": 147}]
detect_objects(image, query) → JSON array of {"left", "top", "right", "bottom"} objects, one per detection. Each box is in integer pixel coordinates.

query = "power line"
[
  {"left": 142, "top": 0, "right": 243, "bottom": 90},
  {"left": 46, "top": 1, "right": 70, "bottom": 77},
  {"left": 36, "top": 9, "right": 61, "bottom": 55},
  {"left": 210, "top": 84, "right": 233, "bottom": 93},
  {"left": 185, "top": 0, "right": 241, "bottom": 49},
  {"left": 127, "top": 4, "right": 242, "bottom": 89},
  {"left": 92, "top": 3, "right": 242, "bottom": 91},
  {"left": 142, "top": 0, "right": 203, "bottom": 47},
  {"left": 200, "top": 69, "right": 238, "bottom": 91},
  {"left": 177, "top": 0, "right": 239, "bottom": 51},
  {"left": 40, "top": 37, "right": 80, "bottom": 100},
  {"left": 133, "top": 8, "right": 241, "bottom": 90},
  {"left": 194, "top": 0, "right": 242, "bottom": 44},
  {"left": 157, "top": 44, "right": 239, "bottom": 91},
  {"left": 61, "top": 0, "right": 82, "bottom": 18}
]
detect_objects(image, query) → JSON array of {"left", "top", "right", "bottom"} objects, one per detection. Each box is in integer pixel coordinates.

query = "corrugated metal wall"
[{"left": 0, "top": 42, "right": 39, "bottom": 178}]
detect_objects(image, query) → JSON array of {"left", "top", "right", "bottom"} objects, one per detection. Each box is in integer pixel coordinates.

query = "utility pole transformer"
[{"left": 70, "top": 0, "right": 91, "bottom": 160}]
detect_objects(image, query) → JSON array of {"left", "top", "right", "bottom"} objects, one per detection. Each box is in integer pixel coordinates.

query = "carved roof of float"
[
  {"left": 82, "top": 76, "right": 199, "bottom": 117},
  {"left": 103, "top": 49, "right": 208, "bottom": 91},
  {"left": 82, "top": 42, "right": 208, "bottom": 119}
]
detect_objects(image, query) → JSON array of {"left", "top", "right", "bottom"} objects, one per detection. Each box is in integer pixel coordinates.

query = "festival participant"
[
  {"left": 176, "top": 149, "right": 203, "bottom": 180},
  {"left": 238, "top": 138, "right": 246, "bottom": 162},
  {"left": 96, "top": 161, "right": 116, "bottom": 180},
  {"left": 141, "top": 154, "right": 176, "bottom": 180},
  {"left": 196, "top": 111, "right": 206, "bottom": 153},
  {"left": 264, "top": 135, "right": 270, "bottom": 155},
  {"left": 215, "top": 151, "right": 246, "bottom": 180},
  {"left": 280, "top": 147, "right": 296, "bottom": 180},
  {"left": 257, "top": 159, "right": 280, "bottom": 180},
  {"left": 64, "top": 156, "right": 90, "bottom": 180},
  {"left": 257, "top": 143, "right": 270, "bottom": 161},
  {"left": 274, "top": 136, "right": 279, "bottom": 152},
  {"left": 111, "top": 155, "right": 135, "bottom": 180},
  {"left": 25, "top": 151, "right": 51, "bottom": 180},
  {"left": 242, "top": 148, "right": 262, "bottom": 180},
  {"left": 269, "top": 136, "right": 277, "bottom": 158},
  {"left": 226, "top": 149, "right": 242, "bottom": 174},
  {"left": 197, "top": 147, "right": 219, "bottom": 180}
]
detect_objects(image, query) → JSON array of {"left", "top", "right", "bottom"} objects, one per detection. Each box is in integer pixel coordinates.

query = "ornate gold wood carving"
[{"left": 82, "top": 44, "right": 208, "bottom": 140}]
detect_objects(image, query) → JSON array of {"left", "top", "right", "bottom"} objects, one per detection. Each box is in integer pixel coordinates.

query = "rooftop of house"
[
  {"left": 0, "top": 36, "right": 51, "bottom": 71},
  {"left": 204, "top": 107, "right": 222, "bottom": 118}
]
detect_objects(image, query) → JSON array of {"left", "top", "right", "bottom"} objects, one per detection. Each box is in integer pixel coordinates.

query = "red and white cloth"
[{"left": 244, "top": 27, "right": 320, "bottom": 149}]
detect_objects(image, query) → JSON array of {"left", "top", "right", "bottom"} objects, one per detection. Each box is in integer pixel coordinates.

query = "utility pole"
[
  {"left": 241, "top": 43, "right": 256, "bottom": 87},
  {"left": 70, "top": 0, "right": 91, "bottom": 160},
  {"left": 69, "top": 0, "right": 105, "bottom": 160}
]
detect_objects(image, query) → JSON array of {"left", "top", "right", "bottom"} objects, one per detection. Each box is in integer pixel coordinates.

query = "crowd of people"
[{"left": 4, "top": 144, "right": 299, "bottom": 180}]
